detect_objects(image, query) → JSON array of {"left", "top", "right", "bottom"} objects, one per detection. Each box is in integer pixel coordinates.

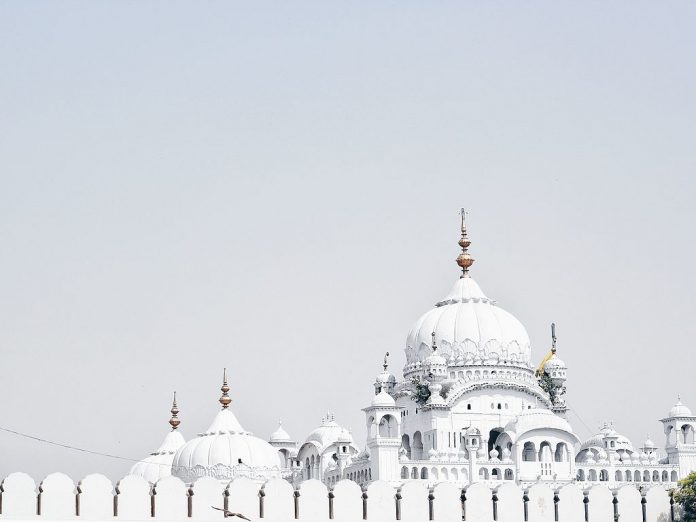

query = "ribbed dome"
[
  {"left": 505, "top": 408, "right": 576, "bottom": 438},
  {"left": 545, "top": 354, "right": 566, "bottom": 370},
  {"left": 405, "top": 277, "right": 531, "bottom": 368},
  {"left": 669, "top": 399, "right": 692, "bottom": 417},
  {"left": 172, "top": 408, "right": 281, "bottom": 482},
  {"left": 130, "top": 430, "right": 186, "bottom": 484},
  {"left": 305, "top": 415, "right": 356, "bottom": 453},
  {"left": 371, "top": 389, "right": 396, "bottom": 407},
  {"left": 270, "top": 421, "right": 292, "bottom": 443}
]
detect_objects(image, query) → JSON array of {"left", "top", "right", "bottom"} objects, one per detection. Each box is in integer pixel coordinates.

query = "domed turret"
[
  {"left": 172, "top": 370, "right": 281, "bottom": 483},
  {"left": 270, "top": 421, "right": 292, "bottom": 444},
  {"left": 130, "top": 393, "right": 186, "bottom": 484},
  {"left": 669, "top": 398, "right": 692, "bottom": 418},
  {"left": 374, "top": 352, "right": 396, "bottom": 395},
  {"left": 404, "top": 219, "right": 531, "bottom": 372}
]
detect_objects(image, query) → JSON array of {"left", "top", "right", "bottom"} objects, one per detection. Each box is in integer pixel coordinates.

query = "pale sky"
[{"left": 1, "top": 1, "right": 695, "bottom": 481}]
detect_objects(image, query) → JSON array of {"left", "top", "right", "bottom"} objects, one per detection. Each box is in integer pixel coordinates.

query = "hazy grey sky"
[{"left": 1, "top": 1, "right": 695, "bottom": 481}]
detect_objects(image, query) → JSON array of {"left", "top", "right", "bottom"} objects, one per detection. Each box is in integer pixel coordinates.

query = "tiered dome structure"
[
  {"left": 404, "top": 213, "right": 532, "bottom": 379},
  {"left": 171, "top": 370, "right": 281, "bottom": 483}
]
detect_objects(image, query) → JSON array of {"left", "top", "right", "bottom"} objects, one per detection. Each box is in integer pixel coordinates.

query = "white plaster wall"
[
  {"left": 331, "top": 479, "right": 362, "bottom": 522},
  {"left": 616, "top": 485, "right": 642, "bottom": 522},
  {"left": 464, "top": 482, "right": 492, "bottom": 522},
  {"left": 78, "top": 474, "right": 113, "bottom": 519},
  {"left": 645, "top": 486, "right": 671, "bottom": 522},
  {"left": 556, "top": 483, "right": 585, "bottom": 522},
  {"left": 297, "top": 480, "right": 328, "bottom": 522},
  {"left": 262, "top": 478, "right": 294, "bottom": 522},
  {"left": 527, "top": 484, "right": 554, "bottom": 522},
  {"left": 0, "top": 472, "right": 36, "bottom": 517},
  {"left": 495, "top": 482, "right": 523, "bottom": 522},
  {"left": 587, "top": 485, "right": 614, "bottom": 522},
  {"left": 399, "top": 481, "right": 429, "bottom": 522},
  {"left": 152, "top": 475, "right": 187, "bottom": 520},
  {"left": 190, "top": 476, "right": 226, "bottom": 522},
  {"left": 226, "top": 478, "right": 259, "bottom": 522},
  {"left": 115, "top": 474, "right": 150, "bottom": 520}
]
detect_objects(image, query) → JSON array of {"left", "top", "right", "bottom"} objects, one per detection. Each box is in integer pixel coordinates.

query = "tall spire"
[
  {"left": 169, "top": 392, "right": 181, "bottom": 430},
  {"left": 219, "top": 368, "right": 232, "bottom": 409},
  {"left": 456, "top": 208, "right": 474, "bottom": 277},
  {"left": 383, "top": 351, "right": 390, "bottom": 371},
  {"left": 551, "top": 322, "right": 557, "bottom": 354},
  {"left": 431, "top": 331, "right": 437, "bottom": 352}
]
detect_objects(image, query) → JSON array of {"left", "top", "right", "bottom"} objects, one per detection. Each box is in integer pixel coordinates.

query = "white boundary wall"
[{"left": 0, "top": 472, "right": 678, "bottom": 521}]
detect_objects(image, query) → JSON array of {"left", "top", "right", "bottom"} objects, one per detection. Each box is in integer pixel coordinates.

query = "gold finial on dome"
[
  {"left": 456, "top": 208, "right": 474, "bottom": 277},
  {"left": 169, "top": 391, "right": 181, "bottom": 430},
  {"left": 551, "top": 322, "right": 557, "bottom": 354},
  {"left": 383, "top": 352, "right": 390, "bottom": 371},
  {"left": 219, "top": 368, "right": 232, "bottom": 409}
]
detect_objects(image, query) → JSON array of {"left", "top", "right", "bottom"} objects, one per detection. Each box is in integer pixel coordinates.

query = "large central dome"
[
  {"left": 404, "top": 215, "right": 532, "bottom": 372},
  {"left": 405, "top": 276, "right": 531, "bottom": 368}
]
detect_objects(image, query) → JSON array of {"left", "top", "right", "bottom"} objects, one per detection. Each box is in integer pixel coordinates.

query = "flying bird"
[{"left": 211, "top": 506, "right": 251, "bottom": 520}]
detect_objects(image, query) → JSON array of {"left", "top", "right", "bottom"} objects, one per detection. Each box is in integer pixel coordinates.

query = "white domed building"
[
  {"left": 287, "top": 216, "right": 694, "bottom": 490},
  {"left": 295, "top": 414, "right": 360, "bottom": 486},
  {"left": 129, "top": 216, "right": 696, "bottom": 492}
]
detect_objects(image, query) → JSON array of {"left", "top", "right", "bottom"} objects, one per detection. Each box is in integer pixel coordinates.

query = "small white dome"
[
  {"left": 130, "top": 430, "right": 186, "bottom": 484},
  {"left": 305, "top": 415, "right": 356, "bottom": 454},
  {"left": 669, "top": 399, "right": 692, "bottom": 417},
  {"left": 371, "top": 390, "right": 396, "bottom": 408},
  {"left": 405, "top": 277, "right": 531, "bottom": 368},
  {"left": 270, "top": 421, "right": 292, "bottom": 443},
  {"left": 643, "top": 437, "right": 656, "bottom": 449},
  {"left": 544, "top": 354, "right": 566, "bottom": 371},
  {"left": 172, "top": 408, "right": 281, "bottom": 482},
  {"left": 376, "top": 370, "right": 396, "bottom": 385},
  {"left": 506, "top": 408, "right": 576, "bottom": 439}
]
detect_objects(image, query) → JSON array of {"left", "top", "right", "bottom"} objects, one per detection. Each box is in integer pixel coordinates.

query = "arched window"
[
  {"left": 539, "top": 441, "right": 552, "bottom": 462},
  {"left": 662, "top": 470, "right": 668, "bottom": 482},
  {"left": 653, "top": 470, "right": 660, "bottom": 482},
  {"left": 479, "top": 468, "right": 489, "bottom": 479},
  {"left": 379, "top": 415, "right": 397, "bottom": 438},
  {"left": 492, "top": 468, "right": 501, "bottom": 480},
  {"left": 420, "top": 467, "right": 429, "bottom": 479},
  {"left": 431, "top": 467, "right": 438, "bottom": 480},
  {"left": 643, "top": 470, "right": 651, "bottom": 482},
  {"left": 523, "top": 442, "right": 536, "bottom": 462},
  {"left": 411, "top": 467, "right": 418, "bottom": 479},
  {"left": 401, "top": 466, "right": 409, "bottom": 479},
  {"left": 504, "top": 469, "right": 514, "bottom": 480},
  {"left": 671, "top": 471, "right": 678, "bottom": 482},
  {"left": 451, "top": 468, "right": 458, "bottom": 480},
  {"left": 413, "top": 432, "right": 424, "bottom": 460},
  {"left": 577, "top": 469, "right": 586, "bottom": 481},
  {"left": 634, "top": 470, "right": 641, "bottom": 482},
  {"left": 625, "top": 470, "right": 632, "bottom": 482},
  {"left": 588, "top": 469, "right": 597, "bottom": 481},
  {"left": 401, "top": 434, "right": 412, "bottom": 459},
  {"left": 555, "top": 443, "right": 568, "bottom": 462},
  {"left": 615, "top": 470, "right": 623, "bottom": 481},
  {"left": 600, "top": 470, "right": 609, "bottom": 482}
]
